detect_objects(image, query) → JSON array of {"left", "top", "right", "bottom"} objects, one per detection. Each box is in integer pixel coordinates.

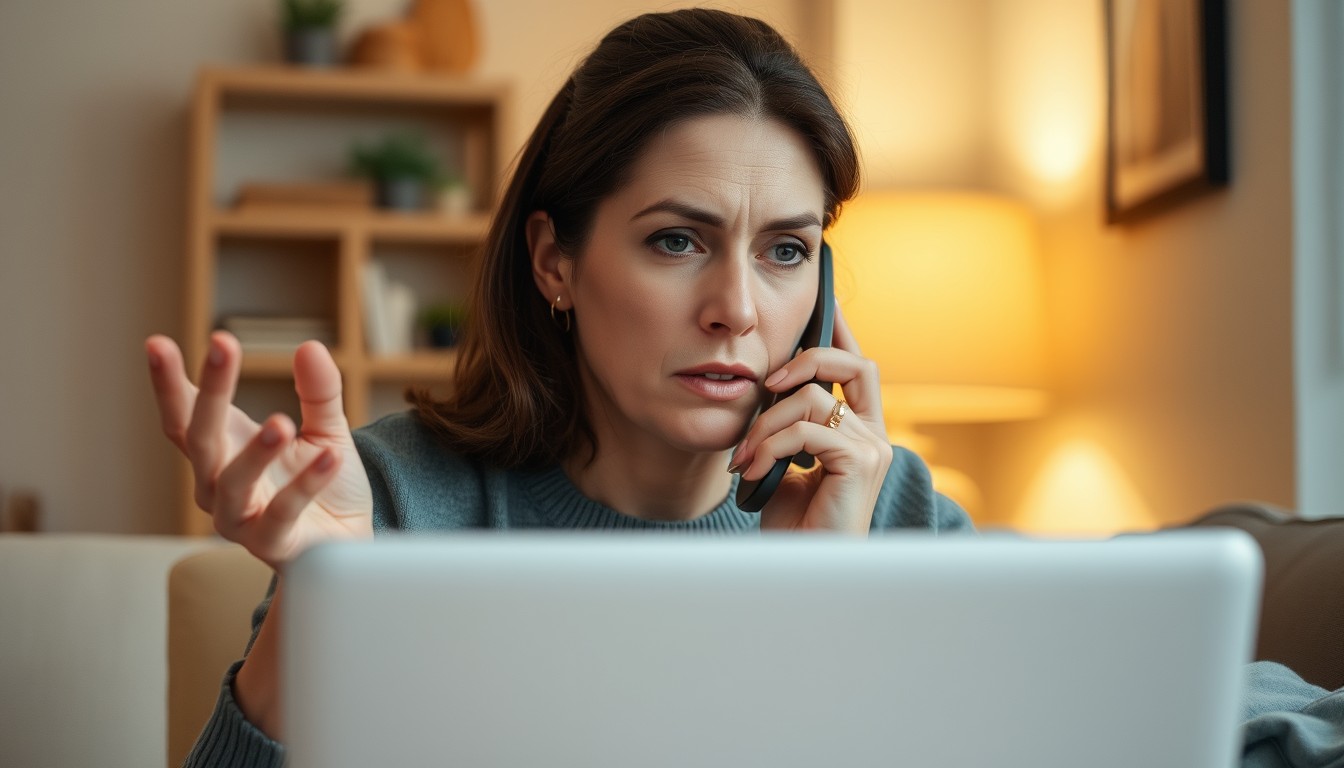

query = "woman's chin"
[{"left": 659, "top": 414, "right": 752, "bottom": 454}]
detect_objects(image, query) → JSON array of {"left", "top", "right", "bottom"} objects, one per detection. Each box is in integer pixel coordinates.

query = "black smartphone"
[{"left": 735, "top": 241, "right": 836, "bottom": 513}]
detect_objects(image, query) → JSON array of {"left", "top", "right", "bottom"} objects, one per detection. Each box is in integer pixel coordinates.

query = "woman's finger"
[
  {"left": 762, "top": 346, "right": 884, "bottom": 430},
  {"left": 212, "top": 414, "right": 296, "bottom": 529},
  {"left": 145, "top": 335, "right": 199, "bottom": 452},
  {"left": 250, "top": 448, "right": 343, "bottom": 541},
  {"left": 732, "top": 383, "right": 857, "bottom": 472},
  {"left": 292, "top": 341, "right": 351, "bottom": 439},
  {"left": 737, "top": 419, "right": 880, "bottom": 483},
  {"left": 831, "top": 300, "right": 864, "bottom": 356},
  {"left": 185, "top": 332, "right": 244, "bottom": 493}
]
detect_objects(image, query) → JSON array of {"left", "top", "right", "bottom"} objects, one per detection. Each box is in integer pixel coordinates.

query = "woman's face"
[{"left": 564, "top": 113, "right": 825, "bottom": 454}]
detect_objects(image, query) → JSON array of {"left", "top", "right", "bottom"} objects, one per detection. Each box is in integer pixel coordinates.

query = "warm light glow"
[
  {"left": 988, "top": 0, "right": 1102, "bottom": 201},
  {"left": 1013, "top": 439, "right": 1157, "bottom": 537},
  {"left": 828, "top": 191, "right": 1049, "bottom": 425}
]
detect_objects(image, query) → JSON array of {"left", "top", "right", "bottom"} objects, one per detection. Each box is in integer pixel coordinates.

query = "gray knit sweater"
[{"left": 184, "top": 410, "right": 971, "bottom": 767}]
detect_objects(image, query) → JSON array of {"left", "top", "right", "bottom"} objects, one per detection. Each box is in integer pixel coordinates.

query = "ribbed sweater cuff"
[{"left": 182, "top": 660, "right": 285, "bottom": 768}]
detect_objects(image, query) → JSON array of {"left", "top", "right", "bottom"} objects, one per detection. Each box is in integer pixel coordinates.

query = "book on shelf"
[
  {"left": 219, "top": 315, "right": 336, "bottom": 354},
  {"left": 362, "top": 261, "right": 417, "bottom": 356}
]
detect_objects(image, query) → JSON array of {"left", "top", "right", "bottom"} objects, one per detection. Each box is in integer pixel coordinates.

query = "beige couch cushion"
[
  {"left": 0, "top": 534, "right": 215, "bottom": 768},
  {"left": 167, "top": 544, "right": 273, "bottom": 767}
]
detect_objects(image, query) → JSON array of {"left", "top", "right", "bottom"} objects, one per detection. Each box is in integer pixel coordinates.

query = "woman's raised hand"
[
  {"left": 146, "top": 332, "right": 373, "bottom": 569},
  {"left": 730, "top": 305, "right": 893, "bottom": 534}
]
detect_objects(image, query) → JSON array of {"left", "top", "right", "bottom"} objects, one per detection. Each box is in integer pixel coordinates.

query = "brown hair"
[{"left": 409, "top": 8, "right": 860, "bottom": 468}]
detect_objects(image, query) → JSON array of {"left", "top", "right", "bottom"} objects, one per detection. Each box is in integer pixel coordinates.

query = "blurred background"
[{"left": 0, "top": 0, "right": 1337, "bottom": 537}]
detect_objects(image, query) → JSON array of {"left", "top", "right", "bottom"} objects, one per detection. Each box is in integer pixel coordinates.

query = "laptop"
[{"left": 282, "top": 530, "right": 1261, "bottom": 768}]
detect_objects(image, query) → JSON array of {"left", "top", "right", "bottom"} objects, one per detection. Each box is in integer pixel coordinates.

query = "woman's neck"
[{"left": 562, "top": 432, "right": 734, "bottom": 522}]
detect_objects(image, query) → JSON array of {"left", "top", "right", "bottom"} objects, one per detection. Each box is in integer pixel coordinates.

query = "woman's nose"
[{"left": 698, "top": 254, "right": 758, "bottom": 336}]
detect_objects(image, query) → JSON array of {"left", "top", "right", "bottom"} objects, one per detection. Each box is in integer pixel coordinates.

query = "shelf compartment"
[
  {"left": 214, "top": 236, "right": 339, "bottom": 332},
  {"left": 206, "top": 66, "right": 509, "bottom": 109},
  {"left": 367, "top": 351, "right": 458, "bottom": 381},
  {"left": 212, "top": 208, "right": 490, "bottom": 244}
]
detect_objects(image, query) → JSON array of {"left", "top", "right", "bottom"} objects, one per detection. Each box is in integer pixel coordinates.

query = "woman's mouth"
[{"left": 673, "top": 370, "right": 757, "bottom": 401}]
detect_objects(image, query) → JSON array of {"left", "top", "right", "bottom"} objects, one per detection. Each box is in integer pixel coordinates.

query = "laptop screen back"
[{"left": 283, "top": 531, "right": 1259, "bottom": 768}]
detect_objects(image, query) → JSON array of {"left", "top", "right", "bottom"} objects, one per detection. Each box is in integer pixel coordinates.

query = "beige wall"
[
  {"left": 978, "top": 0, "right": 1295, "bottom": 530},
  {"left": 831, "top": 0, "right": 991, "bottom": 189},
  {"left": 0, "top": 0, "right": 811, "bottom": 533}
]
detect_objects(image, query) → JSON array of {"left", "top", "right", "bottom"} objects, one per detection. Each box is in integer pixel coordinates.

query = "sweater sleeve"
[
  {"left": 1240, "top": 661, "right": 1344, "bottom": 767},
  {"left": 182, "top": 580, "right": 285, "bottom": 767},
  {"left": 869, "top": 445, "right": 974, "bottom": 533}
]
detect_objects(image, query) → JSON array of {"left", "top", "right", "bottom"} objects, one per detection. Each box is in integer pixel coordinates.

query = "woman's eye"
[
  {"left": 652, "top": 233, "right": 697, "bottom": 255},
  {"left": 767, "top": 242, "right": 807, "bottom": 265}
]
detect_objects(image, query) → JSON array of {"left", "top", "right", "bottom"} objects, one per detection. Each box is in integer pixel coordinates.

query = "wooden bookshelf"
[{"left": 179, "top": 66, "right": 508, "bottom": 535}]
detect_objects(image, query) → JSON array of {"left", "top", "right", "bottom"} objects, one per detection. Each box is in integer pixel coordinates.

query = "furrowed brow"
[
  {"left": 630, "top": 200, "right": 822, "bottom": 234},
  {"left": 762, "top": 213, "right": 822, "bottom": 232},
  {"left": 630, "top": 200, "right": 724, "bottom": 227}
]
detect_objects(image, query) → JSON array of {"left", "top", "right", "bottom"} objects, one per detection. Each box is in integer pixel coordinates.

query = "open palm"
[{"left": 147, "top": 332, "right": 373, "bottom": 569}]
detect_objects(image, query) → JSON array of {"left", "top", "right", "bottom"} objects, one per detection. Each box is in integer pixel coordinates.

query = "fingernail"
[
  {"left": 147, "top": 350, "right": 161, "bottom": 370},
  {"left": 726, "top": 462, "right": 742, "bottom": 475},
  {"left": 315, "top": 451, "right": 335, "bottom": 472},
  {"left": 208, "top": 341, "right": 225, "bottom": 367},
  {"left": 763, "top": 368, "right": 787, "bottom": 388},
  {"left": 729, "top": 439, "right": 747, "bottom": 465},
  {"left": 260, "top": 425, "right": 281, "bottom": 447}
]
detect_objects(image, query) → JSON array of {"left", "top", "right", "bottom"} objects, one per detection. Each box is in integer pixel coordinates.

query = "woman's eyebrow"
[{"left": 630, "top": 199, "right": 822, "bottom": 232}]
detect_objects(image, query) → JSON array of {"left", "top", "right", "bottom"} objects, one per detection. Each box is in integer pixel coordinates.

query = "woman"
[{"left": 145, "top": 8, "right": 959, "bottom": 766}]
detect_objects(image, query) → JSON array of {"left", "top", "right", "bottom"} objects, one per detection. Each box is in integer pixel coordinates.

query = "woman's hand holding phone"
[
  {"left": 145, "top": 332, "right": 373, "bottom": 569},
  {"left": 729, "top": 306, "right": 893, "bottom": 534}
]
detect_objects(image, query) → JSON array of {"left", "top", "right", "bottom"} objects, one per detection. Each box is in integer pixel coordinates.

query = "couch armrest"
[
  {"left": 167, "top": 544, "right": 274, "bottom": 768},
  {"left": 1182, "top": 502, "right": 1344, "bottom": 691}
]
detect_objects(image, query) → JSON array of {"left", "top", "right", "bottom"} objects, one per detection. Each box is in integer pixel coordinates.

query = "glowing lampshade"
[{"left": 826, "top": 191, "right": 1049, "bottom": 427}]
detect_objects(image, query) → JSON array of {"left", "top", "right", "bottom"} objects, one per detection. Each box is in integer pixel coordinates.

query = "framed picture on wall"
[{"left": 1104, "top": 0, "right": 1229, "bottom": 224}]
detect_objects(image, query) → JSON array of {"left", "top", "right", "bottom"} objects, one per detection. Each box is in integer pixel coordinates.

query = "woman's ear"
[{"left": 527, "top": 211, "right": 572, "bottom": 310}]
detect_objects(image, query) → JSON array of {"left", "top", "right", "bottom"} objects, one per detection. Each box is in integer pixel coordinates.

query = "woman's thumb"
[{"left": 292, "top": 341, "right": 350, "bottom": 437}]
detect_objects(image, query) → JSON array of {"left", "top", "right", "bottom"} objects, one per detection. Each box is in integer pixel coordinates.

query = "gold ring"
[{"left": 826, "top": 400, "right": 847, "bottom": 429}]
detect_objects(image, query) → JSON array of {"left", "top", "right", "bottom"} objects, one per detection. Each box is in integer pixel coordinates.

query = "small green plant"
[
  {"left": 282, "top": 0, "right": 342, "bottom": 31},
  {"left": 419, "top": 303, "right": 467, "bottom": 331},
  {"left": 420, "top": 302, "right": 468, "bottom": 348},
  {"left": 350, "top": 134, "right": 445, "bottom": 184}
]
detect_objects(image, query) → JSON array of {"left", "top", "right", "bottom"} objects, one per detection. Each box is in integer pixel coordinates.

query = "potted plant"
[
  {"left": 435, "top": 173, "right": 472, "bottom": 217},
  {"left": 419, "top": 302, "right": 467, "bottom": 348},
  {"left": 281, "top": 0, "right": 343, "bottom": 67},
  {"left": 350, "top": 133, "right": 445, "bottom": 211}
]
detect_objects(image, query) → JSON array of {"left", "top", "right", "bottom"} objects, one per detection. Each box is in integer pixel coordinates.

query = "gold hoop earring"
[{"left": 550, "top": 295, "right": 572, "bottom": 332}]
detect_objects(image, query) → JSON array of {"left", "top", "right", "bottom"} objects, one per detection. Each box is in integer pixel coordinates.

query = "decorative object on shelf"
[
  {"left": 281, "top": 0, "right": 344, "bottom": 68},
  {"left": 349, "top": 0, "right": 479, "bottom": 74},
  {"left": 1104, "top": 0, "right": 1228, "bottom": 223},
  {"left": 825, "top": 191, "right": 1050, "bottom": 515},
  {"left": 419, "top": 302, "right": 467, "bottom": 348},
  {"left": 435, "top": 175, "right": 472, "bottom": 217},
  {"left": 350, "top": 133, "right": 445, "bottom": 212},
  {"left": 234, "top": 180, "right": 372, "bottom": 211},
  {"left": 409, "top": 0, "right": 479, "bottom": 73},
  {"left": 349, "top": 22, "right": 422, "bottom": 73},
  {"left": 3, "top": 491, "right": 41, "bottom": 533}
]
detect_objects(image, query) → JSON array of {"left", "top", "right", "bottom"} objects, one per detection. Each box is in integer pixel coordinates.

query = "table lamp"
[{"left": 825, "top": 191, "right": 1050, "bottom": 511}]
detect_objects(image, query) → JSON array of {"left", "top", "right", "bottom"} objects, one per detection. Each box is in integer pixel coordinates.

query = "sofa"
[
  {"left": 0, "top": 534, "right": 224, "bottom": 767},
  {"left": 0, "top": 503, "right": 1340, "bottom": 768},
  {"left": 0, "top": 534, "right": 273, "bottom": 768}
]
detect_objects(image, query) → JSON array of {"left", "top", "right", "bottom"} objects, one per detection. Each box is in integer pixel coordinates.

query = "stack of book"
[
  {"left": 362, "top": 261, "right": 417, "bottom": 355},
  {"left": 219, "top": 316, "right": 337, "bottom": 354}
]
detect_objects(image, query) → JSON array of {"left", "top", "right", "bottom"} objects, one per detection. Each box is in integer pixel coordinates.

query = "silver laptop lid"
[{"left": 284, "top": 530, "right": 1260, "bottom": 768}]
